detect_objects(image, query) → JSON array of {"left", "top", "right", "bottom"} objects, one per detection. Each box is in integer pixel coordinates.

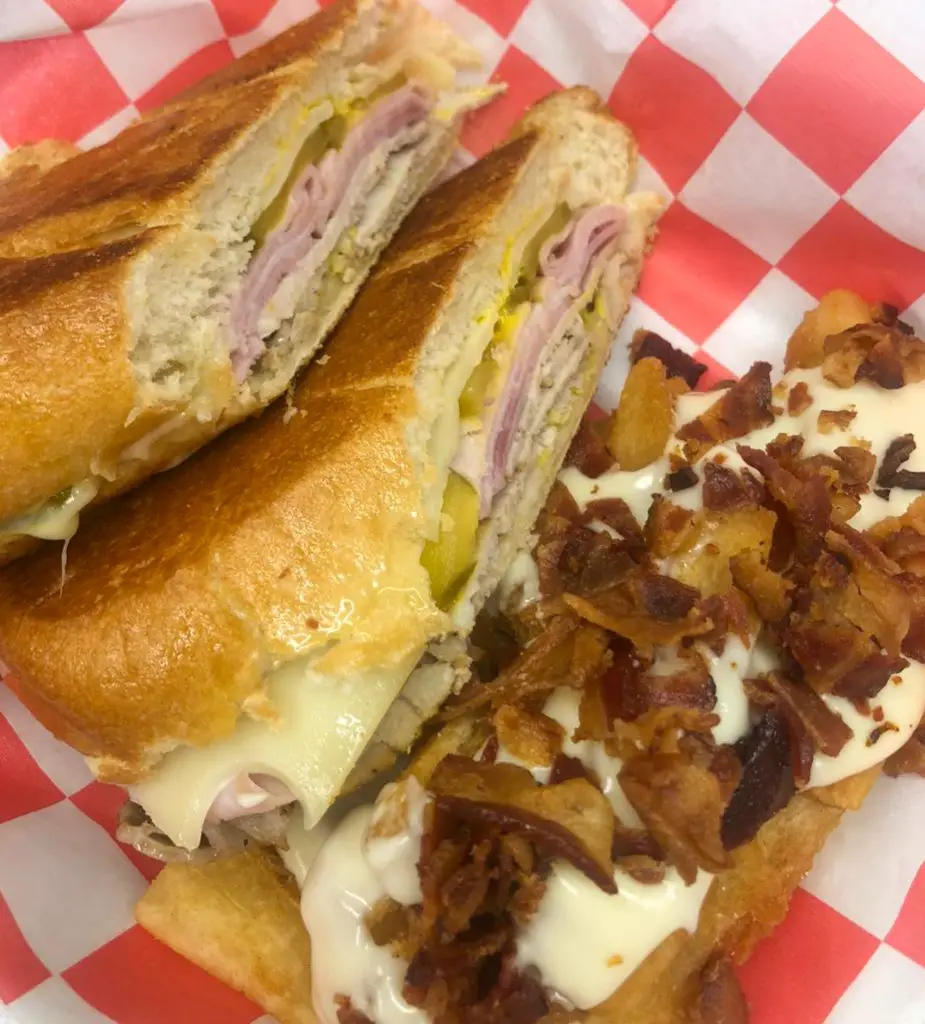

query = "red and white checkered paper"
[{"left": 0, "top": 0, "right": 924, "bottom": 1021}]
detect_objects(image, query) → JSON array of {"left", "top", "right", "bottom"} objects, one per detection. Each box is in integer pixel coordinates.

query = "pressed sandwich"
[
  {"left": 134, "top": 295, "right": 925, "bottom": 1024},
  {"left": 0, "top": 90, "right": 662, "bottom": 864},
  {"left": 0, "top": 0, "right": 491, "bottom": 564}
]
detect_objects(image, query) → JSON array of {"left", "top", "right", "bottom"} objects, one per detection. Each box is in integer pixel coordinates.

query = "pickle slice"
[
  {"left": 421, "top": 472, "right": 480, "bottom": 610},
  {"left": 249, "top": 118, "right": 342, "bottom": 251}
]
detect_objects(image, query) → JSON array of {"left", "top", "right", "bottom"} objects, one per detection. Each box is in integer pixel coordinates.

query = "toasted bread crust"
[
  {"left": 0, "top": 230, "right": 184, "bottom": 522},
  {"left": 0, "top": 123, "right": 549, "bottom": 779}
]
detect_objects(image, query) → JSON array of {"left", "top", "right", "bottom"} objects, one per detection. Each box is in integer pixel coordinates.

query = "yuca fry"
[
  {"left": 137, "top": 753, "right": 873, "bottom": 1024},
  {"left": 607, "top": 356, "right": 673, "bottom": 471}
]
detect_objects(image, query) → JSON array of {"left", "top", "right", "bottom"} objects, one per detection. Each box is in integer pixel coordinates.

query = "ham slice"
[
  {"left": 454, "top": 205, "right": 625, "bottom": 515},
  {"left": 207, "top": 772, "right": 295, "bottom": 823},
  {"left": 230, "top": 83, "right": 433, "bottom": 379}
]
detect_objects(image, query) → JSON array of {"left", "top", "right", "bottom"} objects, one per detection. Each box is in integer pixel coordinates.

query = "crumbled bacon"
[
  {"left": 677, "top": 362, "right": 775, "bottom": 461},
  {"left": 729, "top": 550, "right": 793, "bottom": 622},
  {"left": 877, "top": 435, "right": 925, "bottom": 491},
  {"left": 832, "top": 652, "right": 909, "bottom": 701},
  {"left": 817, "top": 408, "right": 856, "bottom": 434},
  {"left": 665, "top": 466, "right": 698, "bottom": 492},
  {"left": 787, "top": 381, "right": 813, "bottom": 416},
  {"left": 429, "top": 757, "right": 617, "bottom": 892},
  {"left": 493, "top": 706, "right": 564, "bottom": 768},
  {"left": 564, "top": 418, "right": 615, "bottom": 478},
  {"left": 619, "top": 747, "right": 737, "bottom": 883},
  {"left": 738, "top": 445, "right": 831, "bottom": 562},
  {"left": 444, "top": 617, "right": 609, "bottom": 719},
  {"left": 721, "top": 712, "right": 794, "bottom": 849},
  {"left": 702, "top": 462, "right": 764, "bottom": 512},
  {"left": 645, "top": 498, "right": 700, "bottom": 558},
  {"left": 584, "top": 497, "right": 646, "bottom": 557},
  {"left": 565, "top": 585, "right": 712, "bottom": 656},
  {"left": 747, "top": 673, "right": 852, "bottom": 758},
  {"left": 630, "top": 329, "right": 707, "bottom": 389}
]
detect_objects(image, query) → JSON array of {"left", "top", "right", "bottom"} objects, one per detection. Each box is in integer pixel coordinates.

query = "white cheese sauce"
[
  {"left": 301, "top": 806, "right": 428, "bottom": 1024},
  {"left": 516, "top": 861, "right": 711, "bottom": 1010},
  {"left": 364, "top": 777, "right": 431, "bottom": 906}
]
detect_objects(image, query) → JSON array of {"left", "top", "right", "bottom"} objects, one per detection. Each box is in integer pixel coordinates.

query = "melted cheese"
[
  {"left": 131, "top": 645, "right": 424, "bottom": 850},
  {"left": 0, "top": 480, "right": 99, "bottom": 542},
  {"left": 516, "top": 862, "right": 711, "bottom": 1010}
]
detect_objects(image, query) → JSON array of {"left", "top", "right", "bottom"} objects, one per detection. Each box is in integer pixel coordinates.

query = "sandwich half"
[
  {"left": 0, "top": 0, "right": 490, "bottom": 565},
  {"left": 0, "top": 89, "right": 662, "bottom": 865}
]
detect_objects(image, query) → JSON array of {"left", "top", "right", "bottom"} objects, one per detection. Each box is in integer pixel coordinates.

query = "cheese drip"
[{"left": 131, "top": 645, "right": 424, "bottom": 851}]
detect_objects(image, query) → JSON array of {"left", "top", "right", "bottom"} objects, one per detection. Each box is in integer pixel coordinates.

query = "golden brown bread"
[
  {"left": 0, "top": 230, "right": 208, "bottom": 525},
  {"left": 0, "top": 11, "right": 359, "bottom": 256},
  {"left": 0, "top": 97, "right": 631, "bottom": 782},
  {"left": 135, "top": 752, "right": 877, "bottom": 1024},
  {"left": 0, "top": 140, "right": 80, "bottom": 188}
]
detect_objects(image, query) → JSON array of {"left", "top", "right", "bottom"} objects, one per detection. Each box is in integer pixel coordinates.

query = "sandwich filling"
[
  {"left": 119, "top": 202, "right": 631, "bottom": 856},
  {"left": 231, "top": 81, "right": 434, "bottom": 379},
  {"left": 288, "top": 318, "right": 925, "bottom": 1024}
]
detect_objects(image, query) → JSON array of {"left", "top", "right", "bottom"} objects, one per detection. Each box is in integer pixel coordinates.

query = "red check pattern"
[{"left": 0, "top": 1, "right": 923, "bottom": 1022}]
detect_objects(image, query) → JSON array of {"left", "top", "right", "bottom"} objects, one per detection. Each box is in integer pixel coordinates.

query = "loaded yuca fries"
[{"left": 137, "top": 290, "right": 925, "bottom": 1024}]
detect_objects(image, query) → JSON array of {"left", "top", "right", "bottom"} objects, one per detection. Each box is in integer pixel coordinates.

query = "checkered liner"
[{"left": 0, "top": 1, "right": 923, "bottom": 1021}]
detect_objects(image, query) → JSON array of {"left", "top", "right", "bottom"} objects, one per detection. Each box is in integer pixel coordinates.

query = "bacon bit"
[
  {"left": 665, "top": 466, "right": 698, "bottom": 492},
  {"left": 691, "top": 954, "right": 749, "bottom": 1024},
  {"left": 739, "top": 444, "right": 832, "bottom": 562},
  {"left": 826, "top": 527, "right": 910, "bottom": 656},
  {"left": 721, "top": 712, "right": 794, "bottom": 849},
  {"left": 493, "top": 706, "right": 564, "bottom": 767},
  {"left": 698, "top": 591, "right": 754, "bottom": 653},
  {"left": 549, "top": 753, "right": 596, "bottom": 786},
  {"left": 565, "top": 587, "right": 712, "bottom": 657},
  {"left": 784, "top": 290, "right": 871, "bottom": 372},
  {"left": 619, "top": 749, "right": 736, "bottom": 883},
  {"left": 785, "top": 616, "right": 876, "bottom": 695},
  {"left": 832, "top": 445, "right": 877, "bottom": 492},
  {"left": 429, "top": 757, "right": 617, "bottom": 892},
  {"left": 617, "top": 854, "right": 667, "bottom": 885},
  {"left": 335, "top": 996, "right": 374, "bottom": 1024},
  {"left": 702, "top": 462, "right": 764, "bottom": 512},
  {"left": 902, "top": 575, "right": 925, "bottom": 661},
  {"left": 630, "top": 329, "right": 708, "bottom": 389},
  {"left": 817, "top": 408, "right": 856, "bottom": 434},
  {"left": 832, "top": 653, "right": 909, "bottom": 701},
  {"left": 585, "top": 497, "right": 646, "bottom": 557},
  {"left": 632, "top": 572, "right": 700, "bottom": 621},
  {"left": 877, "top": 435, "right": 925, "bottom": 491},
  {"left": 788, "top": 381, "right": 813, "bottom": 416},
  {"left": 564, "top": 418, "right": 615, "bottom": 478},
  {"left": 445, "top": 617, "right": 609, "bottom": 720},
  {"left": 646, "top": 498, "right": 700, "bottom": 558},
  {"left": 677, "top": 363, "right": 775, "bottom": 461},
  {"left": 729, "top": 550, "right": 793, "bottom": 621},
  {"left": 611, "top": 818, "right": 665, "bottom": 862},
  {"left": 867, "top": 722, "right": 900, "bottom": 746},
  {"left": 750, "top": 673, "right": 853, "bottom": 758}
]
